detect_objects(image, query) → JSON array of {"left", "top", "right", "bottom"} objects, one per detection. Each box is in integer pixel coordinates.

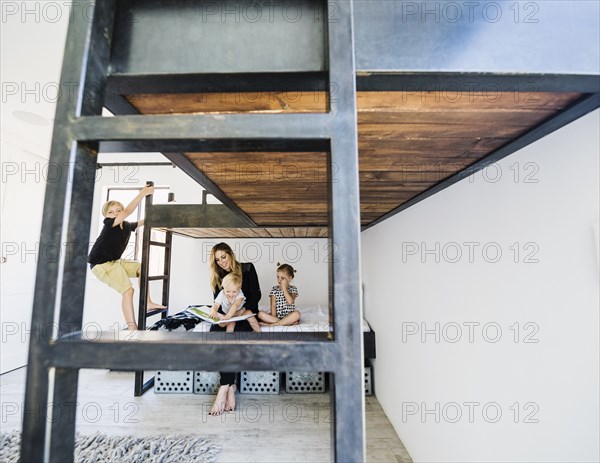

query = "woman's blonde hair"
[
  {"left": 209, "top": 242, "right": 242, "bottom": 293},
  {"left": 102, "top": 200, "right": 124, "bottom": 217}
]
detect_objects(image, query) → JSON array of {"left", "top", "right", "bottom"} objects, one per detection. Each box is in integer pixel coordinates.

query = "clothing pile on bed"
[{"left": 148, "top": 305, "right": 371, "bottom": 333}]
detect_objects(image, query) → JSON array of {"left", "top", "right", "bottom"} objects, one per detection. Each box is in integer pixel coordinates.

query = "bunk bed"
[
  {"left": 134, "top": 194, "right": 377, "bottom": 395},
  {"left": 21, "top": 0, "right": 599, "bottom": 461}
]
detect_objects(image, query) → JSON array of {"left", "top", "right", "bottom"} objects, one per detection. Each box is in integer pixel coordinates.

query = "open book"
[{"left": 188, "top": 306, "right": 254, "bottom": 324}]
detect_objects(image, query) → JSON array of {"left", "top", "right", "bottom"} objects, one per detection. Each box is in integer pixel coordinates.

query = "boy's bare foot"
[
  {"left": 209, "top": 385, "right": 228, "bottom": 416},
  {"left": 225, "top": 384, "right": 237, "bottom": 412},
  {"left": 147, "top": 301, "right": 167, "bottom": 311}
]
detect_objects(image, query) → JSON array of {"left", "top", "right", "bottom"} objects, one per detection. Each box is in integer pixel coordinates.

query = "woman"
[{"left": 208, "top": 242, "right": 261, "bottom": 415}]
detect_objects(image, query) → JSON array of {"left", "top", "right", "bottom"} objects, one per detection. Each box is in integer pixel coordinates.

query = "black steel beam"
[
  {"left": 104, "top": 86, "right": 142, "bottom": 116},
  {"left": 327, "top": 1, "right": 366, "bottom": 461},
  {"left": 107, "top": 71, "right": 328, "bottom": 94},
  {"left": 49, "top": 369, "right": 79, "bottom": 463},
  {"left": 356, "top": 73, "right": 600, "bottom": 93},
  {"left": 134, "top": 191, "right": 154, "bottom": 396},
  {"left": 72, "top": 113, "right": 332, "bottom": 141},
  {"left": 99, "top": 138, "right": 329, "bottom": 153},
  {"left": 364, "top": 92, "right": 600, "bottom": 230},
  {"left": 57, "top": 143, "right": 99, "bottom": 336},
  {"left": 98, "top": 162, "right": 174, "bottom": 168},
  {"left": 107, "top": 72, "right": 600, "bottom": 96},
  {"left": 21, "top": 1, "right": 116, "bottom": 461},
  {"left": 146, "top": 204, "right": 254, "bottom": 228},
  {"left": 51, "top": 332, "right": 336, "bottom": 371}
]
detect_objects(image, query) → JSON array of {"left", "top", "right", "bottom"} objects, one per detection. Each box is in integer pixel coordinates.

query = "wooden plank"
[
  {"left": 280, "top": 228, "right": 296, "bottom": 238},
  {"left": 359, "top": 171, "right": 462, "bottom": 182},
  {"left": 266, "top": 228, "right": 284, "bottom": 238},
  {"left": 165, "top": 227, "right": 326, "bottom": 239},
  {"left": 357, "top": 91, "right": 581, "bottom": 111},
  {"left": 238, "top": 202, "right": 328, "bottom": 213},
  {"left": 127, "top": 91, "right": 328, "bottom": 114},
  {"left": 358, "top": 137, "right": 509, "bottom": 152},
  {"left": 358, "top": 124, "right": 527, "bottom": 139},
  {"left": 359, "top": 160, "right": 472, "bottom": 172},
  {"left": 294, "top": 228, "right": 308, "bottom": 238},
  {"left": 357, "top": 109, "right": 558, "bottom": 125},
  {"left": 126, "top": 91, "right": 580, "bottom": 115}
]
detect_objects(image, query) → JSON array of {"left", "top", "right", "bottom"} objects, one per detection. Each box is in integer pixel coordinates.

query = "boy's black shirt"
[{"left": 88, "top": 218, "right": 138, "bottom": 267}]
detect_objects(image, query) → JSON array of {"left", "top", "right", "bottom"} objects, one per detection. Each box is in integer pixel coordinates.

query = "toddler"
[{"left": 210, "top": 273, "right": 259, "bottom": 332}]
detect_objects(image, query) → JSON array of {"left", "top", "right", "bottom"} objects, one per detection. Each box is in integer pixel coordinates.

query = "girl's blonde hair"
[
  {"left": 209, "top": 242, "right": 242, "bottom": 293},
  {"left": 222, "top": 273, "right": 242, "bottom": 291},
  {"left": 102, "top": 200, "right": 124, "bottom": 217},
  {"left": 277, "top": 263, "right": 296, "bottom": 279}
]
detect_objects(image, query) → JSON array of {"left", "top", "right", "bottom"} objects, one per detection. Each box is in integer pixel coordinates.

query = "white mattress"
[{"left": 192, "top": 305, "right": 371, "bottom": 333}]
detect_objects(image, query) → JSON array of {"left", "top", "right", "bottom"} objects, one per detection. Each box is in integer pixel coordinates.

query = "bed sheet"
[{"left": 191, "top": 304, "right": 371, "bottom": 333}]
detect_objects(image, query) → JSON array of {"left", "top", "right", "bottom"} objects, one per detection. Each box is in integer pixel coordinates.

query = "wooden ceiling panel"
[
  {"left": 128, "top": 91, "right": 328, "bottom": 114},
  {"left": 184, "top": 151, "right": 330, "bottom": 226},
  {"left": 126, "top": 91, "right": 582, "bottom": 229},
  {"left": 167, "top": 227, "right": 328, "bottom": 239}
]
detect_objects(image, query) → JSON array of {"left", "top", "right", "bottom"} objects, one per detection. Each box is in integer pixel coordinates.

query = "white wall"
[
  {"left": 176, "top": 238, "right": 329, "bottom": 310},
  {"left": 0, "top": 140, "right": 47, "bottom": 373},
  {"left": 361, "top": 110, "right": 600, "bottom": 462},
  {"left": 1, "top": 2, "right": 67, "bottom": 373}
]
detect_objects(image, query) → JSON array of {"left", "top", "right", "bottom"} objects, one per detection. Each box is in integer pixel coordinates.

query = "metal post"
[
  {"left": 21, "top": 1, "right": 116, "bottom": 460},
  {"left": 327, "top": 0, "right": 366, "bottom": 461}
]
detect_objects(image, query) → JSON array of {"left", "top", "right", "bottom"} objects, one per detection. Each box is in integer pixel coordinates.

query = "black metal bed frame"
[
  {"left": 21, "top": 1, "right": 365, "bottom": 461},
  {"left": 132, "top": 195, "right": 378, "bottom": 396},
  {"left": 19, "top": 0, "right": 599, "bottom": 461}
]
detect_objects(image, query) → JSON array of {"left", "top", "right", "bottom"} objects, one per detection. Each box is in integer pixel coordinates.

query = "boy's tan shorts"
[{"left": 91, "top": 259, "right": 140, "bottom": 294}]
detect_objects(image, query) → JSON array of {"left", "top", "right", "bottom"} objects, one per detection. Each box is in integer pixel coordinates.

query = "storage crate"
[
  {"left": 286, "top": 371, "right": 326, "bottom": 393},
  {"left": 193, "top": 371, "right": 220, "bottom": 394},
  {"left": 364, "top": 365, "right": 373, "bottom": 396},
  {"left": 154, "top": 371, "right": 193, "bottom": 393},
  {"left": 240, "top": 371, "right": 280, "bottom": 394}
]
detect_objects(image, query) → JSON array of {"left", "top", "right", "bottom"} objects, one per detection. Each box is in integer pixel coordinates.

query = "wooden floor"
[{"left": 1, "top": 367, "right": 411, "bottom": 462}]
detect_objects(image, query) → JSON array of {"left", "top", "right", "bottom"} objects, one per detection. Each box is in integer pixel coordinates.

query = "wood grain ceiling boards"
[{"left": 128, "top": 90, "right": 581, "bottom": 233}]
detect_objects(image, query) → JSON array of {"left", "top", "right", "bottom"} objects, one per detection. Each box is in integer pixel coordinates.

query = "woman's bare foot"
[
  {"left": 209, "top": 385, "right": 228, "bottom": 415},
  {"left": 225, "top": 384, "right": 237, "bottom": 412}
]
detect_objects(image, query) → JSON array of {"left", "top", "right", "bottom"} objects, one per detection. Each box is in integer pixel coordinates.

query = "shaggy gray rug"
[{"left": 0, "top": 430, "right": 220, "bottom": 462}]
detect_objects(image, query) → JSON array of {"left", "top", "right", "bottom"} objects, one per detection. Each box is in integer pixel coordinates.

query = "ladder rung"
[
  {"left": 146, "top": 308, "right": 168, "bottom": 318},
  {"left": 148, "top": 275, "right": 168, "bottom": 281},
  {"left": 51, "top": 332, "right": 335, "bottom": 371},
  {"left": 149, "top": 240, "right": 169, "bottom": 247},
  {"left": 72, "top": 113, "right": 332, "bottom": 142}
]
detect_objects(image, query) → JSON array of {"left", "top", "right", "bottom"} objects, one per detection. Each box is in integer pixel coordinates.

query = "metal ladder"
[
  {"left": 21, "top": 1, "right": 364, "bottom": 461},
  {"left": 134, "top": 186, "right": 172, "bottom": 396}
]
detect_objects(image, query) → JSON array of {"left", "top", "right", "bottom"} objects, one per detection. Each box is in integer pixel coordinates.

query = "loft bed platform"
[
  {"left": 105, "top": 87, "right": 594, "bottom": 232},
  {"left": 142, "top": 202, "right": 375, "bottom": 361},
  {"left": 126, "top": 91, "right": 584, "bottom": 231},
  {"left": 166, "top": 227, "right": 329, "bottom": 239},
  {"left": 99, "top": 0, "right": 599, "bottom": 231}
]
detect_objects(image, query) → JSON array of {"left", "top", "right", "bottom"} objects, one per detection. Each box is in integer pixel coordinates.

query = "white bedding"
[{"left": 192, "top": 305, "right": 371, "bottom": 333}]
